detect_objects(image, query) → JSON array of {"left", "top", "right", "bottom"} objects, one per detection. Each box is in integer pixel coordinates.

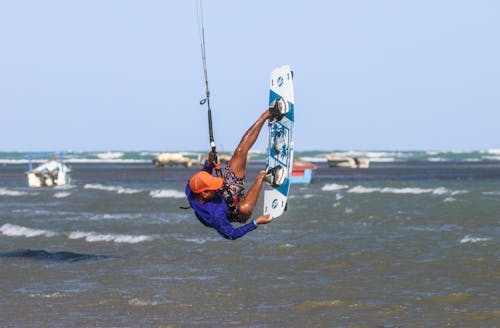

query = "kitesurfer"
[{"left": 185, "top": 103, "right": 288, "bottom": 240}]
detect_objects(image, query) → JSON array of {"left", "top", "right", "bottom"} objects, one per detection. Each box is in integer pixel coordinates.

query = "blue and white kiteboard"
[{"left": 263, "top": 65, "right": 295, "bottom": 219}]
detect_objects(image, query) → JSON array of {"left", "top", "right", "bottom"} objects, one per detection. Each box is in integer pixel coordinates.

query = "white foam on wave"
[
  {"left": 182, "top": 237, "right": 207, "bottom": 244},
  {"left": 347, "top": 186, "right": 379, "bottom": 194},
  {"left": 90, "top": 213, "right": 144, "bottom": 220},
  {"left": 29, "top": 292, "right": 69, "bottom": 299},
  {"left": 54, "top": 191, "right": 71, "bottom": 198},
  {"left": 128, "top": 297, "right": 161, "bottom": 306},
  {"left": 460, "top": 235, "right": 492, "bottom": 244},
  {"left": 278, "top": 243, "right": 296, "bottom": 248},
  {"left": 68, "top": 231, "right": 153, "bottom": 244},
  {"left": 180, "top": 236, "right": 219, "bottom": 244},
  {"left": 322, "top": 183, "right": 468, "bottom": 196},
  {"left": 96, "top": 152, "right": 124, "bottom": 160},
  {"left": 0, "top": 223, "right": 57, "bottom": 238},
  {"left": 0, "top": 187, "right": 35, "bottom": 197},
  {"left": 0, "top": 223, "right": 152, "bottom": 244},
  {"left": 428, "top": 157, "right": 448, "bottom": 162},
  {"left": 482, "top": 155, "right": 500, "bottom": 161},
  {"left": 139, "top": 151, "right": 158, "bottom": 156},
  {"left": 322, "top": 183, "right": 349, "bottom": 191},
  {"left": 65, "top": 158, "right": 147, "bottom": 164},
  {"left": 300, "top": 156, "right": 326, "bottom": 163},
  {"left": 483, "top": 191, "right": 500, "bottom": 196},
  {"left": 84, "top": 183, "right": 142, "bottom": 194},
  {"left": 347, "top": 186, "right": 466, "bottom": 195},
  {"left": 149, "top": 189, "right": 185, "bottom": 199},
  {"left": 331, "top": 151, "right": 399, "bottom": 162}
]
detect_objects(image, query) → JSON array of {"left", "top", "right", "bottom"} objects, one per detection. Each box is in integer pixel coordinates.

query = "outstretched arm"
[
  {"left": 214, "top": 214, "right": 272, "bottom": 240},
  {"left": 214, "top": 219, "right": 256, "bottom": 240}
]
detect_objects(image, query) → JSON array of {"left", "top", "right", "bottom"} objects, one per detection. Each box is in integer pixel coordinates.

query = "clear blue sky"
[{"left": 1, "top": 1, "right": 498, "bottom": 152}]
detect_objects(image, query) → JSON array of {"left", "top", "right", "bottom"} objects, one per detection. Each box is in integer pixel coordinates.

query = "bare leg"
[
  {"left": 229, "top": 110, "right": 271, "bottom": 178},
  {"left": 237, "top": 171, "right": 266, "bottom": 219}
]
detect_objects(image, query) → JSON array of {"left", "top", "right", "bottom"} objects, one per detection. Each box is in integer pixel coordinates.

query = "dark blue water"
[{"left": 0, "top": 162, "right": 498, "bottom": 327}]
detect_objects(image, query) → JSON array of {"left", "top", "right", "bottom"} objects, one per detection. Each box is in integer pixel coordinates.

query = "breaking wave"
[
  {"left": 322, "top": 183, "right": 349, "bottom": 191},
  {"left": 347, "top": 186, "right": 466, "bottom": 195},
  {"left": 321, "top": 184, "right": 467, "bottom": 196},
  {"left": 95, "top": 152, "right": 124, "bottom": 160},
  {"left": 83, "top": 183, "right": 142, "bottom": 194},
  {"left": 0, "top": 223, "right": 152, "bottom": 244},
  {"left": 460, "top": 235, "right": 492, "bottom": 244},
  {"left": 54, "top": 191, "right": 71, "bottom": 198},
  {"left": 0, "top": 188, "right": 35, "bottom": 197},
  {"left": 0, "top": 224, "right": 57, "bottom": 238},
  {"left": 149, "top": 189, "right": 185, "bottom": 199},
  {"left": 483, "top": 191, "right": 500, "bottom": 196},
  {"left": 89, "top": 213, "right": 144, "bottom": 220},
  {"left": 68, "top": 231, "right": 153, "bottom": 244},
  {"left": 128, "top": 297, "right": 162, "bottom": 306}
]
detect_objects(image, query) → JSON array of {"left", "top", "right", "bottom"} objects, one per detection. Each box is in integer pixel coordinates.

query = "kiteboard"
[{"left": 263, "top": 65, "right": 295, "bottom": 218}]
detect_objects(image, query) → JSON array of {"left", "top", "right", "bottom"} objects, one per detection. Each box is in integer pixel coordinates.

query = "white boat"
[
  {"left": 26, "top": 159, "right": 72, "bottom": 187},
  {"left": 153, "top": 152, "right": 193, "bottom": 168},
  {"left": 325, "top": 154, "right": 370, "bottom": 168}
]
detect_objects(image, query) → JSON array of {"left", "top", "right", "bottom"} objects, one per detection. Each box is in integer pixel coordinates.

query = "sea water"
[{"left": 0, "top": 156, "right": 498, "bottom": 327}]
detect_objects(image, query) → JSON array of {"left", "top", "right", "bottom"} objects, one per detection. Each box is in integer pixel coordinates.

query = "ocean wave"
[
  {"left": 428, "top": 157, "right": 448, "bottom": 162},
  {"left": 0, "top": 187, "right": 35, "bottom": 197},
  {"left": 322, "top": 183, "right": 349, "bottom": 191},
  {"left": 460, "top": 235, "right": 492, "bottom": 244},
  {"left": 2, "top": 150, "right": 500, "bottom": 164},
  {"left": 83, "top": 183, "right": 142, "bottom": 194},
  {"left": 180, "top": 236, "right": 219, "bottom": 244},
  {"left": 347, "top": 186, "right": 466, "bottom": 195},
  {"left": 482, "top": 155, "right": 500, "bottom": 161},
  {"left": 322, "top": 183, "right": 470, "bottom": 196},
  {"left": 149, "top": 189, "right": 185, "bottom": 199},
  {"left": 181, "top": 237, "right": 208, "bottom": 244},
  {"left": 299, "top": 156, "right": 326, "bottom": 163},
  {"left": 96, "top": 152, "right": 124, "bottom": 160},
  {"left": 483, "top": 191, "right": 500, "bottom": 196},
  {"left": 54, "top": 191, "right": 71, "bottom": 198},
  {"left": 29, "top": 292, "right": 69, "bottom": 299},
  {"left": 63, "top": 158, "right": 148, "bottom": 164},
  {"left": 128, "top": 297, "right": 162, "bottom": 306},
  {"left": 0, "top": 224, "right": 57, "bottom": 238},
  {"left": 328, "top": 150, "right": 401, "bottom": 162},
  {"left": 0, "top": 223, "right": 152, "bottom": 244},
  {"left": 139, "top": 151, "right": 159, "bottom": 156},
  {"left": 68, "top": 231, "right": 153, "bottom": 244},
  {"left": 89, "top": 213, "right": 144, "bottom": 220}
]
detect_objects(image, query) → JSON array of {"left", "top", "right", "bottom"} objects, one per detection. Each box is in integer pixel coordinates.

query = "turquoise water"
[
  {"left": 1, "top": 149, "right": 500, "bottom": 164},
  {"left": 0, "top": 161, "right": 499, "bottom": 327}
]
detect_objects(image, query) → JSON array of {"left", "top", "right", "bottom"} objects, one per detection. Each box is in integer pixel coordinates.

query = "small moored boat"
[
  {"left": 325, "top": 154, "right": 370, "bottom": 168},
  {"left": 290, "top": 158, "right": 318, "bottom": 184},
  {"left": 26, "top": 157, "right": 71, "bottom": 187},
  {"left": 153, "top": 152, "right": 193, "bottom": 168}
]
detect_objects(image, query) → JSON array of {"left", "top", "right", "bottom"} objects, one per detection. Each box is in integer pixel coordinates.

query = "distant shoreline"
[{"left": 1, "top": 149, "right": 500, "bottom": 165}]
